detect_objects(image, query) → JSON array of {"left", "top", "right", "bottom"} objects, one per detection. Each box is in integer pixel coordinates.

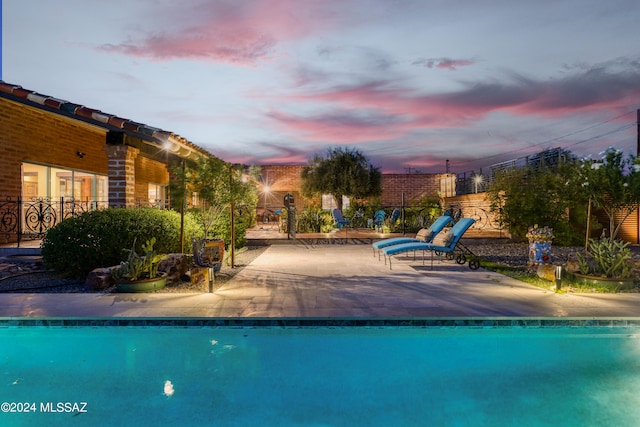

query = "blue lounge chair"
[
  {"left": 371, "top": 215, "right": 453, "bottom": 259},
  {"left": 382, "top": 218, "right": 478, "bottom": 270},
  {"left": 332, "top": 209, "right": 350, "bottom": 229}
]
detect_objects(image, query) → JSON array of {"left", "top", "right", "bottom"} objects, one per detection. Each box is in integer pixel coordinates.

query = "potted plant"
[
  {"left": 110, "top": 237, "right": 168, "bottom": 292},
  {"left": 574, "top": 238, "right": 637, "bottom": 289}
]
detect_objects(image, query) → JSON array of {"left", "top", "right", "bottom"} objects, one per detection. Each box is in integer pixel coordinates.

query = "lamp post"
[
  {"left": 474, "top": 174, "right": 483, "bottom": 194},
  {"left": 262, "top": 185, "right": 270, "bottom": 226},
  {"left": 179, "top": 158, "right": 185, "bottom": 253}
]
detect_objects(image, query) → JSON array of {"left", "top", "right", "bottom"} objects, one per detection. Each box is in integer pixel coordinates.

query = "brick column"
[{"left": 104, "top": 144, "right": 139, "bottom": 208}]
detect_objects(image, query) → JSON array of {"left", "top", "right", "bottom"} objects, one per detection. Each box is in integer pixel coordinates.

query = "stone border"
[{"left": 2, "top": 317, "right": 640, "bottom": 328}]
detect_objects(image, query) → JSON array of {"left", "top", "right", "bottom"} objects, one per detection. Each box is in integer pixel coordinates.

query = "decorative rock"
[
  {"left": 158, "top": 254, "right": 189, "bottom": 286},
  {"left": 565, "top": 258, "right": 581, "bottom": 274},
  {"left": 536, "top": 264, "right": 557, "bottom": 282},
  {"left": 85, "top": 254, "right": 188, "bottom": 290},
  {"left": 85, "top": 267, "right": 115, "bottom": 291}
]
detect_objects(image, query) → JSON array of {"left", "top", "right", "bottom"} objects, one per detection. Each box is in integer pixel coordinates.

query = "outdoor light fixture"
[
  {"left": 555, "top": 265, "right": 562, "bottom": 291},
  {"left": 76, "top": 151, "right": 86, "bottom": 158},
  {"left": 474, "top": 174, "right": 483, "bottom": 193}
]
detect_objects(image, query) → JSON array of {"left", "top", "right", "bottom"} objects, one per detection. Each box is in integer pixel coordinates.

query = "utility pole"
[{"left": 637, "top": 109, "right": 639, "bottom": 156}]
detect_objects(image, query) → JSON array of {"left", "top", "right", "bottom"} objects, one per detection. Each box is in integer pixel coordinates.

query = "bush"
[
  {"left": 486, "top": 153, "right": 589, "bottom": 246},
  {"left": 41, "top": 208, "right": 202, "bottom": 278},
  {"left": 296, "top": 207, "right": 333, "bottom": 233},
  {"left": 188, "top": 206, "right": 253, "bottom": 250}
]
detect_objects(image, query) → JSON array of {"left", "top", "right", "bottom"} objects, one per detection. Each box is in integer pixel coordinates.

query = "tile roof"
[{"left": 0, "top": 80, "right": 211, "bottom": 160}]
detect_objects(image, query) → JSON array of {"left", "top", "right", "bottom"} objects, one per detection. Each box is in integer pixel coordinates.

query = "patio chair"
[
  {"left": 382, "top": 218, "right": 478, "bottom": 270},
  {"left": 371, "top": 215, "right": 453, "bottom": 259},
  {"left": 373, "top": 210, "right": 386, "bottom": 231},
  {"left": 332, "top": 208, "right": 350, "bottom": 229},
  {"left": 390, "top": 208, "right": 401, "bottom": 225}
]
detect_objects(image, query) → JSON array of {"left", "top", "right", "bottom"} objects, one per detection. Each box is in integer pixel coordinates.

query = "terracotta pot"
[{"left": 116, "top": 276, "right": 167, "bottom": 293}]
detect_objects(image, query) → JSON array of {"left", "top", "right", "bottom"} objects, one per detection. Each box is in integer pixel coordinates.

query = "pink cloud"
[
  {"left": 274, "top": 58, "right": 640, "bottom": 144},
  {"left": 266, "top": 109, "right": 412, "bottom": 143},
  {"left": 98, "top": 0, "right": 339, "bottom": 64}
]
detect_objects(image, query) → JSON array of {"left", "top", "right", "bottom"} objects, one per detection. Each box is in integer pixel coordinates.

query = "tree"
[
  {"left": 487, "top": 149, "right": 588, "bottom": 245},
  {"left": 301, "top": 147, "right": 382, "bottom": 211},
  {"left": 170, "top": 156, "right": 259, "bottom": 248},
  {"left": 579, "top": 146, "right": 640, "bottom": 239}
]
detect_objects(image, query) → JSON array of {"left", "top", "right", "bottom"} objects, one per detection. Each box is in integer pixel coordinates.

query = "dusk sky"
[{"left": 3, "top": 0, "right": 640, "bottom": 173}]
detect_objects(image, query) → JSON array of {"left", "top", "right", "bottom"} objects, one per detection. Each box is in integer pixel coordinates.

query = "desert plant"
[
  {"left": 296, "top": 207, "right": 333, "bottom": 233},
  {"left": 110, "top": 237, "right": 166, "bottom": 282},
  {"left": 576, "top": 238, "right": 634, "bottom": 278}
]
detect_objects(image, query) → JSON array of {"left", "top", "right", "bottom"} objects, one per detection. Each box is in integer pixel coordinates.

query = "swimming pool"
[{"left": 2, "top": 318, "right": 640, "bottom": 426}]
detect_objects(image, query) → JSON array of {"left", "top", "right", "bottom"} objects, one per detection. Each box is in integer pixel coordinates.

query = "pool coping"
[{"left": 2, "top": 317, "right": 640, "bottom": 328}]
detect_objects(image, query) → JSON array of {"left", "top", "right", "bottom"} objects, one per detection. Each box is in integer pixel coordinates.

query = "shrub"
[
  {"left": 296, "top": 207, "right": 333, "bottom": 233},
  {"left": 187, "top": 205, "right": 252, "bottom": 250},
  {"left": 41, "top": 208, "right": 202, "bottom": 278},
  {"left": 486, "top": 152, "right": 589, "bottom": 246}
]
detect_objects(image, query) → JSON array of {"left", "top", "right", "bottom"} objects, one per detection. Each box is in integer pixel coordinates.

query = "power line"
[
  {"left": 564, "top": 123, "right": 636, "bottom": 149},
  {"left": 473, "top": 109, "right": 638, "bottom": 164}
]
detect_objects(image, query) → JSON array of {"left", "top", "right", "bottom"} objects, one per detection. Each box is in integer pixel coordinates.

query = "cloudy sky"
[{"left": 3, "top": 0, "right": 640, "bottom": 173}]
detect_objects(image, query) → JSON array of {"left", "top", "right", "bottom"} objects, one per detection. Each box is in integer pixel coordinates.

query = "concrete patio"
[{"left": 1, "top": 243, "right": 639, "bottom": 318}]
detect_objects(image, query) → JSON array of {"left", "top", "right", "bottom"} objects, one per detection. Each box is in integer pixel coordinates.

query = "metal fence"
[
  {"left": 0, "top": 197, "right": 108, "bottom": 246},
  {"left": 454, "top": 147, "right": 568, "bottom": 195}
]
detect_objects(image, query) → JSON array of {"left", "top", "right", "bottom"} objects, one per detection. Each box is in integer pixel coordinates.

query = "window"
[
  {"left": 321, "top": 195, "right": 350, "bottom": 211},
  {"left": 22, "top": 162, "right": 108, "bottom": 206},
  {"left": 148, "top": 183, "right": 168, "bottom": 208}
]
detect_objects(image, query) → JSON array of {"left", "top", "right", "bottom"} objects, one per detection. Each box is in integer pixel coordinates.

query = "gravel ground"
[{"left": 0, "top": 242, "right": 636, "bottom": 293}]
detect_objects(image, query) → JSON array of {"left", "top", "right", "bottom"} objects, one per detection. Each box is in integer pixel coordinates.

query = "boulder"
[
  {"left": 536, "top": 264, "right": 557, "bottom": 282},
  {"left": 158, "top": 254, "right": 189, "bottom": 286},
  {"left": 85, "top": 267, "right": 115, "bottom": 291},
  {"left": 565, "top": 258, "right": 581, "bottom": 274}
]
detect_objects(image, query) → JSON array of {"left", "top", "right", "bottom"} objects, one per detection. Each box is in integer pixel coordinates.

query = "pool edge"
[{"left": 2, "top": 317, "right": 640, "bottom": 328}]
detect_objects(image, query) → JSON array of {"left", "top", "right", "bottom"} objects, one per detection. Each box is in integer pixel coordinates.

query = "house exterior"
[{"left": 0, "top": 81, "right": 212, "bottom": 243}]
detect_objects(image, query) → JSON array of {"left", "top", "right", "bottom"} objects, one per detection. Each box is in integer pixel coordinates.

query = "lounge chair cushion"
[
  {"left": 416, "top": 229, "right": 433, "bottom": 242},
  {"left": 431, "top": 232, "right": 450, "bottom": 246}
]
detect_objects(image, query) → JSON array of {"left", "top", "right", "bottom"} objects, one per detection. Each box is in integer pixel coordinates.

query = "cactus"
[
  {"left": 110, "top": 237, "right": 166, "bottom": 282},
  {"left": 577, "top": 238, "right": 633, "bottom": 279}
]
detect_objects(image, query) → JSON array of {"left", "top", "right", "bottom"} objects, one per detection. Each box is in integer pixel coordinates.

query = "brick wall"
[
  {"left": 1, "top": 97, "right": 169, "bottom": 207},
  {"left": 0, "top": 97, "right": 108, "bottom": 199},
  {"left": 259, "top": 165, "right": 457, "bottom": 210},
  {"left": 260, "top": 165, "right": 313, "bottom": 210},
  {"left": 381, "top": 173, "right": 455, "bottom": 206},
  {"left": 135, "top": 155, "right": 169, "bottom": 203}
]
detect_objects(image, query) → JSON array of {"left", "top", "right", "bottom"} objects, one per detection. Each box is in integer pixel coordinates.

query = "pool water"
[{"left": 2, "top": 325, "right": 640, "bottom": 426}]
